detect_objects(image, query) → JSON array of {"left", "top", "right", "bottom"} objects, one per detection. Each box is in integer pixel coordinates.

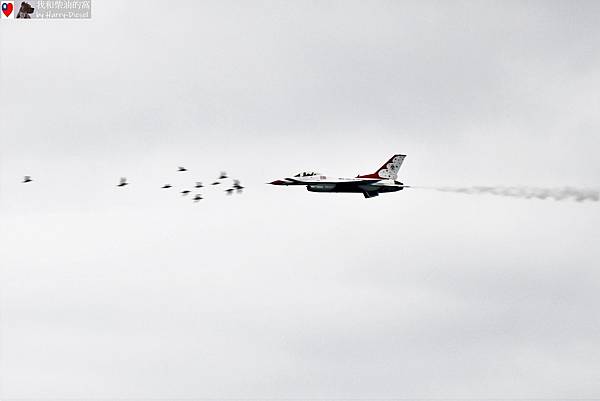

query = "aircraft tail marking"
[{"left": 357, "top": 154, "right": 406, "bottom": 180}]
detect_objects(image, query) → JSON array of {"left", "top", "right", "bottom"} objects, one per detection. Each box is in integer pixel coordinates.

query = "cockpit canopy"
[{"left": 294, "top": 171, "right": 321, "bottom": 177}]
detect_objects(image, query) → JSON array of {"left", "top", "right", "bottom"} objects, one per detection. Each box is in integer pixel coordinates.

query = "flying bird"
[
  {"left": 233, "top": 179, "right": 244, "bottom": 193},
  {"left": 117, "top": 177, "right": 128, "bottom": 187},
  {"left": 212, "top": 172, "right": 227, "bottom": 185},
  {"left": 162, "top": 184, "right": 172, "bottom": 189},
  {"left": 181, "top": 190, "right": 191, "bottom": 196},
  {"left": 178, "top": 166, "right": 188, "bottom": 172},
  {"left": 195, "top": 182, "right": 203, "bottom": 188},
  {"left": 22, "top": 176, "right": 32, "bottom": 183},
  {"left": 193, "top": 194, "right": 203, "bottom": 202}
]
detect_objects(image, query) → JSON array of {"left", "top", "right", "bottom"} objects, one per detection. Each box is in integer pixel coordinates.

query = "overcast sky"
[{"left": 1, "top": 0, "right": 599, "bottom": 399}]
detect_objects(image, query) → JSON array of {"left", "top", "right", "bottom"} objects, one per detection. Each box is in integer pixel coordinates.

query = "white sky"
[{"left": 1, "top": 1, "right": 599, "bottom": 399}]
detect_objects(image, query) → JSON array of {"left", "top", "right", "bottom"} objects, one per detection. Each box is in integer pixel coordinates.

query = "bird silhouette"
[
  {"left": 193, "top": 194, "right": 203, "bottom": 202},
  {"left": 22, "top": 176, "right": 32, "bottom": 183},
  {"left": 162, "top": 184, "right": 172, "bottom": 189},
  {"left": 233, "top": 179, "right": 244, "bottom": 193},
  {"left": 178, "top": 166, "right": 187, "bottom": 172},
  {"left": 117, "top": 177, "right": 128, "bottom": 187},
  {"left": 195, "top": 182, "right": 203, "bottom": 188},
  {"left": 181, "top": 190, "right": 191, "bottom": 196}
]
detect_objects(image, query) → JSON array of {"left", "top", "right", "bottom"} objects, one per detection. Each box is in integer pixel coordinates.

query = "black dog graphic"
[{"left": 16, "top": 1, "right": 34, "bottom": 18}]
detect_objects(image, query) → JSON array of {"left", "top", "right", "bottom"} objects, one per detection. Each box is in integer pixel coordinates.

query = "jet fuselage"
[{"left": 269, "top": 155, "right": 408, "bottom": 198}]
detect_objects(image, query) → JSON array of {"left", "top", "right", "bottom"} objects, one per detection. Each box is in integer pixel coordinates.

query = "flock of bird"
[{"left": 21, "top": 167, "right": 244, "bottom": 203}]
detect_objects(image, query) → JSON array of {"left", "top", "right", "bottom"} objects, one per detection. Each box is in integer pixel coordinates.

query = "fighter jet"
[
  {"left": 269, "top": 154, "right": 409, "bottom": 198},
  {"left": 117, "top": 177, "right": 128, "bottom": 187},
  {"left": 22, "top": 176, "right": 32, "bottom": 183}
]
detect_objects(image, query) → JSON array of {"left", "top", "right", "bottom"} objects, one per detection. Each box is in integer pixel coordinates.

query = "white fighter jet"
[{"left": 269, "top": 154, "right": 409, "bottom": 198}]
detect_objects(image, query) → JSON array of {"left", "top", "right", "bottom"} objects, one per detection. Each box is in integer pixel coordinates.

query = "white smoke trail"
[{"left": 418, "top": 186, "right": 600, "bottom": 202}]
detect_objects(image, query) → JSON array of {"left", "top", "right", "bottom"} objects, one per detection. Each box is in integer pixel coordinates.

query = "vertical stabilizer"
[{"left": 357, "top": 154, "right": 406, "bottom": 180}]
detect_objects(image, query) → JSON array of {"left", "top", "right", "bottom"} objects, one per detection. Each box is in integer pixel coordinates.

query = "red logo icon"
[{"left": 2, "top": 2, "right": 14, "bottom": 17}]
